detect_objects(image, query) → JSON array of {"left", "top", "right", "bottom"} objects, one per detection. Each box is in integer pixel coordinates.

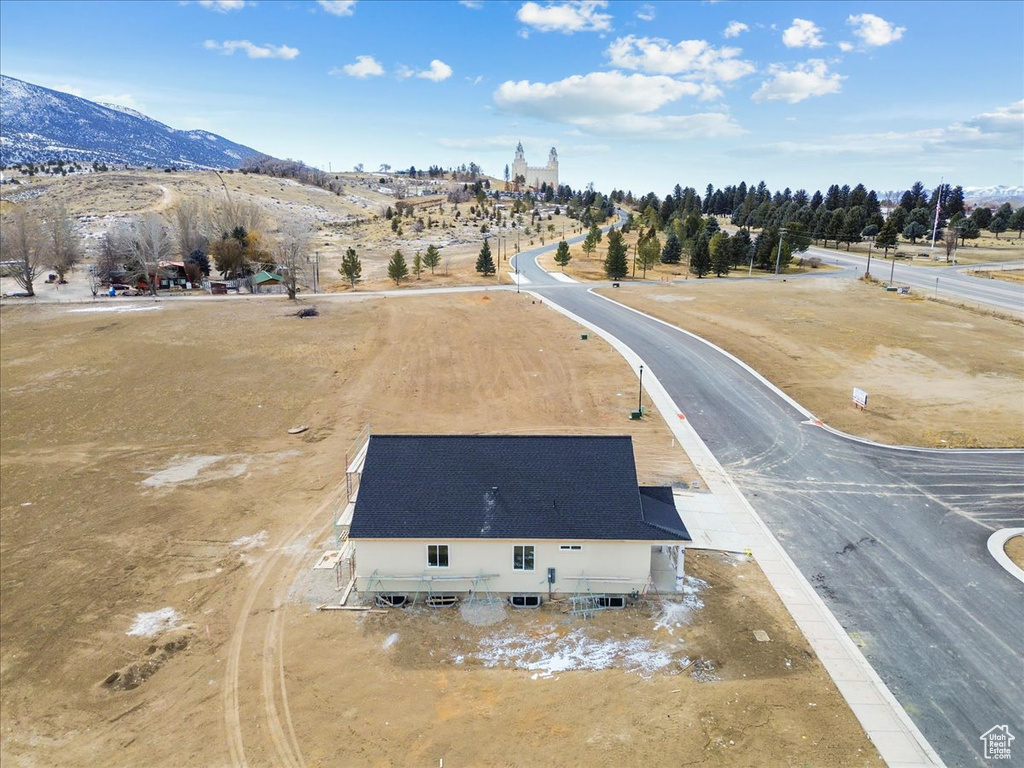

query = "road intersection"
[{"left": 513, "top": 228, "right": 1023, "bottom": 767}]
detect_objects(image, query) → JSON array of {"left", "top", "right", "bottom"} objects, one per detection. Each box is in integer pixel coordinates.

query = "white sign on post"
[{"left": 852, "top": 387, "right": 869, "bottom": 409}]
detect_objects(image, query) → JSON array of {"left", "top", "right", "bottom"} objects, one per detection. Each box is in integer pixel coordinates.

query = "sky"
[{"left": 1, "top": 0, "right": 1022, "bottom": 196}]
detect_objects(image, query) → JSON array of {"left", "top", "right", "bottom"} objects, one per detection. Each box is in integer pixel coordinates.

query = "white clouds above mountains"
[
  {"left": 723, "top": 21, "right": 748, "bottom": 38},
  {"left": 204, "top": 39, "right": 299, "bottom": 59},
  {"left": 752, "top": 59, "right": 842, "bottom": 103},
  {"left": 332, "top": 55, "right": 383, "bottom": 78},
  {"left": 516, "top": 1, "right": 612, "bottom": 34},
  {"left": 782, "top": 18, "right": 825, "bottom": 48},
  {"left": 495, "top": 71, "right": 701, "bottom": 119},
  {"left": 493, "top": 70, "right": 742, "bottom": 139},
  {"left": 418, "top": 60, "right": 453, "bottom": 82},
  {"left": 606, "top": 35, "right": 755, "bottom": 83},
  {"left": 396, "top": 59, "right": 453, "bottom": 82},
  {"left": 197, "top": 1, "right": 246, "bottom": 11},
  {"left": 847, "top": 13, "right": 905, "bottom": 47},
  {"left": 318, "top": 0, "right": 357, "bottom": 17}
]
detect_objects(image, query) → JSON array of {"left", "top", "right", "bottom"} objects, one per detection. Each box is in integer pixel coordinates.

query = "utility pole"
[
  {"left": 774, "top": 228, "right": 788, "bottom": 275},
  {"left": 637, "top": 365, "right": 644, "bottom": 414}
]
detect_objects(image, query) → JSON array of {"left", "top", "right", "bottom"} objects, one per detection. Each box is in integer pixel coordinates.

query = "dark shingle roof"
[{"left": 349, "top": 435, "right": 687, "bottom": 541}]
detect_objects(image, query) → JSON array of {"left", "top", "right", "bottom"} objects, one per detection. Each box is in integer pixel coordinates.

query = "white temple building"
[{"left": 511, "top": 142, "right": 558, "bottom": 190}]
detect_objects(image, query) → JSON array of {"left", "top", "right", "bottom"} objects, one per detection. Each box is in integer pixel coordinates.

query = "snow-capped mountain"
[
  {"left": 0, "top": 75, "right": 263, "bottom": 169},
  {"left": 963, "top": 185, "right": 1024, "bottom": 207}
]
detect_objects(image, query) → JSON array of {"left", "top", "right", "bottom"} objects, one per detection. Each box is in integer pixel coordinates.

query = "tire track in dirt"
[{"left": 223, "top": 483, "right": 345, "bottom": 767}]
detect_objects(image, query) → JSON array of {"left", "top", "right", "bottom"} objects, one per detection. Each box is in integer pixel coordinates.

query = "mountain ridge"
[{"left": 0, "top": 75, "right": 264, "bottom": 170}]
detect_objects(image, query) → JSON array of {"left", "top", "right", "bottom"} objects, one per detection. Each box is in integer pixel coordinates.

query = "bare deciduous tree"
[
  {"left": 275, "top": 220, "right": 312, "bottom": 300},
  {"left": 172, "top": 199, "right": 208, "bottom": 260},
  {"left": 207, "top": 200, "right": 264, "bottom": 241},
  {"left": 122, "top": 214, "right": 173, "bottom": 296},
  {"left": 42, "top": 202, "right": 83, "bottom": 285},
  {"left": 2, "top": 208, "right": 44, "bottom": 296}
]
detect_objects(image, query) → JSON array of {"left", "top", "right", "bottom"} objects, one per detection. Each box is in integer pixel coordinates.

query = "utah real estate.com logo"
[{"left": 980, "top": 725, "right": 1014, "bottom": 760}]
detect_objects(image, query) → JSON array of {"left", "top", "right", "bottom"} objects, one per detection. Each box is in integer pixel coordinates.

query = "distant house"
[
  {"left": 346, "top": 435, "right": 690, "bottom": 606},
  {"left": 251, "top": 270, "right": 285, "bottom": 294}
]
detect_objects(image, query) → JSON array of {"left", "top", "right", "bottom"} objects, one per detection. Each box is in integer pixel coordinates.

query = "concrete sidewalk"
[{"left": 539, "top": 292, "right": 945, "bottom": 768}]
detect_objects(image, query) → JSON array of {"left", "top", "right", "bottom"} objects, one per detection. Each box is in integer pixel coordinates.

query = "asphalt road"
[
  {"left": 805, "top": 246, "right": 1024, "bottom": 315},
  {"left": 513, "top": 232, "right": 1024, "bottom": 766}
]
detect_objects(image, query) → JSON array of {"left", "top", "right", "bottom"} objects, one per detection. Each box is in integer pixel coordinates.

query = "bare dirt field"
[
  {"left": 0, "top": 293, "right": 879, "bottom": 766},
  {"left": 597, "top": 279, "right": 1024, "bottom": 448},
  {"left": 1006, "top": 535, "right": 1024, "bottom": 570}
]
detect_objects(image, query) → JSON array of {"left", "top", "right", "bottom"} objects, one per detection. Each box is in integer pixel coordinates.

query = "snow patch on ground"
[
  {"left": 469, "top": 627, "right": 683, "bottom": 679},
  {"left": 127, "top": 607, "right": 180, "bottom": 636},
  {"left": 232, "top": 530, "right": 268, "bottom": 550},
  {"left": 654, "top": 576, "right": 709, "bottom": 633},
  {"left": 141, "top": 454, "right": 251, "bottom": 488},
  {"left": 68, "top": 305, "right": 162, "bottom": 314},
  {"left": 383, "top": 632, "right": 400, "bottom": 650}
]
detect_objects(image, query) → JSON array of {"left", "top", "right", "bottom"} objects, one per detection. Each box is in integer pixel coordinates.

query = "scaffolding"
[
  {"left": 362, "top": 571, "right": 500, "bottom": 608},
  {"left": 569, "top": 574, "right": 646, "bottom": 618}
]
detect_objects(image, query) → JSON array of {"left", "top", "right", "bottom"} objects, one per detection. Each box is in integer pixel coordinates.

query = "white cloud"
[
  {"left": 418, "top": 60, "right": 453, "bottom": 82},
  {"left": 459, "top": 0, "right": 483, "bottom": 8},
  {"left": 516, "top": 1, "right": 612, "bottom": 34},
  {"left": 636, "top": 3, "right": 655, "bottom": 22},
  {"left": 838, "top": 41, "right": 854, "bottom": 52},
  {"left": 395, "top": 64, "right": 414, "bottom": 80},
  {"left": 332, "top": 55, "right": 383, "bottom": 78},
  {"left": 495, "top": 71, "right": 701, "bottom": 120},
  {"left": 203, "top": 40, "right": 299, "bottom": 60},
  {"left": 723, "top": 21, "right": 748, "bottom": 38},
  {"left": 197, "top": 0, "right": 246, "bottom": 11},
  {"left": 782, "top": 18, "right": 825, "bottom": 48},
  {"left": 318, "top": 0, "right": 356, "bottom": 16},
  {"left": 752, "top": 59, "right": 843, "bottom": 104},
  {"left": 467, "top": 74, "right": 485, "bottom": 85},
  {"left": 606, "top": 35, "right": 755, "bottom": 82},
  {"left": 570, "top": 112, "right": 745, "bottom": 140},
  {"left": 847, "top": 13, "right": 905, "bottom": 47}
]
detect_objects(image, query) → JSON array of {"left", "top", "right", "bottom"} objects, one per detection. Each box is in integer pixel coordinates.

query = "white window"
[
  {"left": 513, "top": 545, "right": 535, "bottom": 571},
  {"left": 427, "top": 544, "right": 449, "bottom": 568},
  {"left": 559, "top": 544, "right": 582, "bottom": 551}
]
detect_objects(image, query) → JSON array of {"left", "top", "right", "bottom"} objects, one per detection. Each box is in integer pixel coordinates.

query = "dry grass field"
[
  {"left": 0, "top": 293, "right": 883, "bottom": 766},
  {"left": 598, "top": 279, "right": 1024, "bottom": 447}
]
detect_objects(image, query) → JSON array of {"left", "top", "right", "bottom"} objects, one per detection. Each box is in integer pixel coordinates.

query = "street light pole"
[{"left": 637, "top": 365, "right": 644, "bottom": 413}]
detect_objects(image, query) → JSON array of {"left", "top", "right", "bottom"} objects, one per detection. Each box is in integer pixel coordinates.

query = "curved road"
[{"left": 513, "top": 227, "right": 1024, "bottom": 766}]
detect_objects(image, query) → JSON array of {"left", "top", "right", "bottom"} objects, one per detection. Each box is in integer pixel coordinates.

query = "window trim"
[
  {"left": 513, "top": 544, "right": 536, "bottom": 571},
  {"left": 426, "top": 543, "right": 449, "bottom": 569}
]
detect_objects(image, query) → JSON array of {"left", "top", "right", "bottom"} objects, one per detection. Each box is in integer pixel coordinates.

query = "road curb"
[
  {"left": 587, "top": 287, "right": 1023, "bottom": 456},
  {"left": 987, "top": 529, "right": 1024, "bottom": 584},
  {"left": 532, "top": 289, "right": 946, "bottom": 768}
]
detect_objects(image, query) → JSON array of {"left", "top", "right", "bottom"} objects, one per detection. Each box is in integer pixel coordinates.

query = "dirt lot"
[
  {"left": 0, "top": 293, "right": 879, "bottom": 766},
  {"left": 1006, "top": 535, "right": 1024, "bottom": 569},
  {"left": 598, "top": 279, "right": 1024, "bottom": 448}
]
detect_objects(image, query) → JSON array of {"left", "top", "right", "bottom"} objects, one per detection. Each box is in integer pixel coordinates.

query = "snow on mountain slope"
[{"left": 0, "top": 75, "right": 264, "bottom": 169}]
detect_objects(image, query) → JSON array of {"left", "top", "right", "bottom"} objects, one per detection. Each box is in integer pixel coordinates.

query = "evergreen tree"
[
  {"left": 637, "top": 233, "right": 661, "bottom": 272},
  {"left": 903, "top": 221, "right": 928, "bottom": 244},
  {"left": 956, "top": 217, "right": 980, "bottom": 245},
  {"left": 690, "top": 232, "right": 711, "bottom": 277},
  {"left": 476, "top": 239, "right": 495, "bottom": 276},
  {"left": 581, "top": 227, "right": 598, "bottom": 258},
  {"left": 340, "top": 247, "right": 361, "bottom": 287},
  {"left": 422, "top": 244, "right": 441, "bottom": 274},
  {"left": 603, "top": 228, "right": 629, "bottom": 279},
  {"left": 554, "top": 240, "right": 571, "bottom": 270},
  {"left": 1008, "top": 206, "right": 1024, "bottom": 238},
  {"left": 824, "top": 210, "right": 844, "bottom": 249},
  {"left": 730, "top": 228, "right": 753, "bottom": 268},
  {"left": 661, "top": 232, "right": 682, "bottom": 263},
  {"left": 709, "top": 231, "right": 731, "bottom": 277},
  {"left": 413, "top": 250, "right": 423, "bottom": 279},
  {"left": 988, "top": 215, "right": 1008, "bottom": 239},
  {"left": 387, "top": 249, "right": 408, "bottom": 284}
]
